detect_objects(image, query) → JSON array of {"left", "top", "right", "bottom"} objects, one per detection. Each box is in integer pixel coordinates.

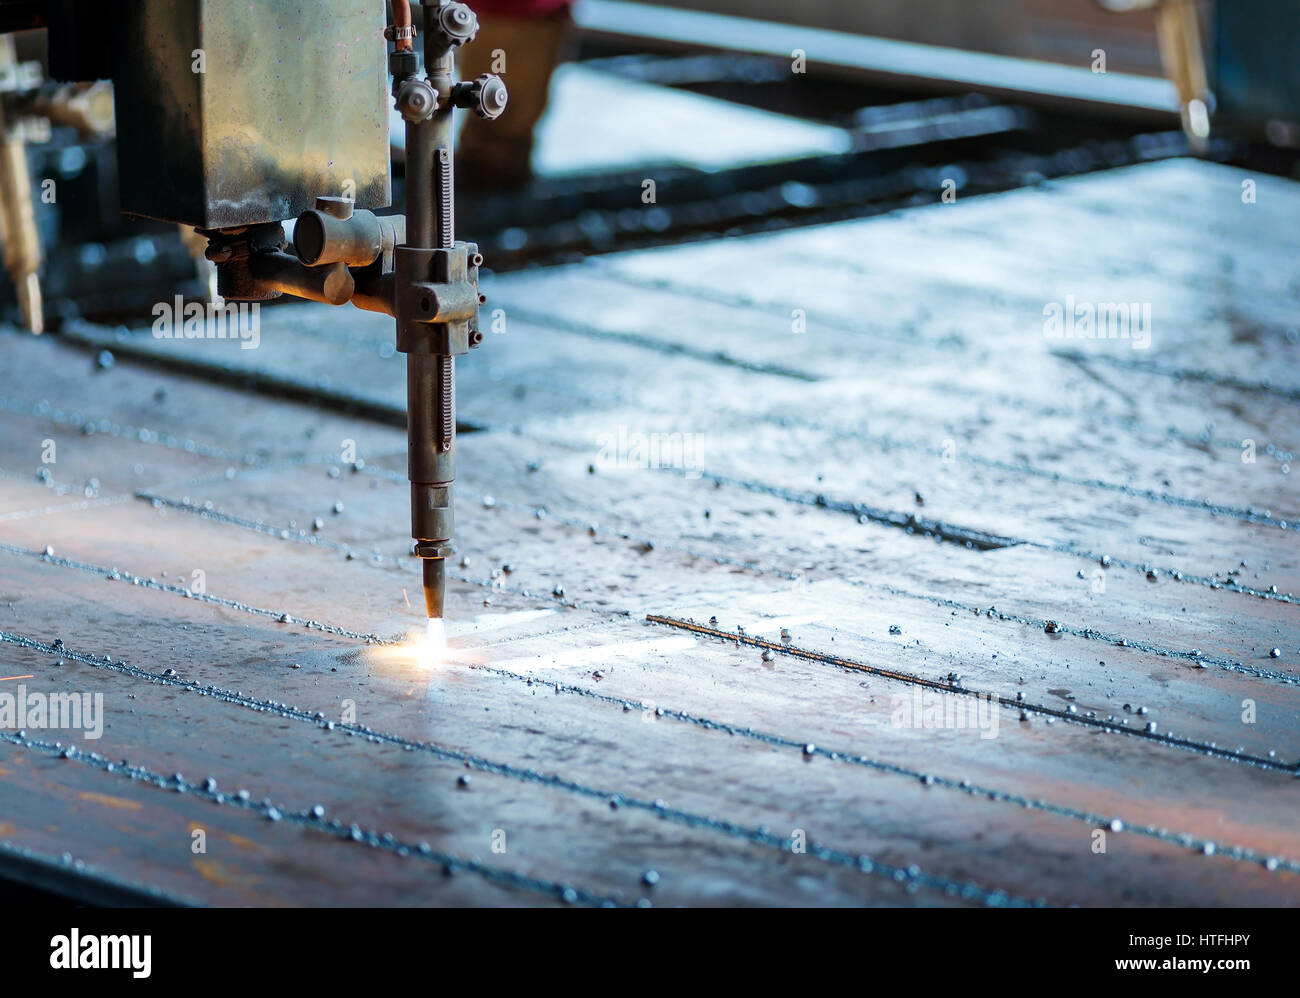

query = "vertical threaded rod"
[
  {"left": 436, "top": 148, "right": 454, "bottom": 249},
  {"left": 438, "top": 355, "right": 455, "bottom": 452}
]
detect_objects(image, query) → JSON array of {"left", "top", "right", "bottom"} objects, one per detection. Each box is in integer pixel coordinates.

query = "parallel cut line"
[
  {"left": 0, "top": 730, "right": 626, "bottom": 908},
  {"left": 766, "top": 417, "right": 1294, "bottom": 528},
  {"left": 488, "top": 306, "right": 823, "bottom": 381},
  {"left": 0, "top": 494, "right": 131, "bottom": 522},
  {"left": 19, "top": 335, "right": 1290, "bottom": 542},
  {"left": 461, "top": 662, "right": 1300, "bottom": 876},
  {"left": 5, "top": 543, "right": 1294, "bottom": 876},
  {"left": 112, "top": 480, "right": 1300, "bottom": 684},
  {"left": 0, "top": 628, "right": 1040, "bottom": 908},
  {"left": 1055, "top": 348, "right": 1300, "bottom": 403},
  {"left": 503, "top": 268, "right": 1299, "bottom": 463},
  {"left": 645, "top": 615, "right": 1300, "bottom": 771},
  {"left": 682, "top": 467, "right": 1299, "bottom": 603}
]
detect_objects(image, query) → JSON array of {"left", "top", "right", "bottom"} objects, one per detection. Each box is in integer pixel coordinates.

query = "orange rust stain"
[
  {"left": 186, "top": 821, "right": 263, "bottom": 853},
  {"left": 76, "top": 791, "right": 143, "bottom": 812},
  {"left": 193, "top": 858, "right": 262, "bottom": 890},
  {"left": 224, "top": 833, "right": 264, "bottom": 852},
  {"left": 0, "top": 821, "right": 16, "bottom": 836}
]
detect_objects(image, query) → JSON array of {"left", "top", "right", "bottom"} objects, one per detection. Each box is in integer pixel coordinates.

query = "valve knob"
[
  {"left": 395, "top": 77, "right": 438, "bottom": 124},
  {"left": 432, "top": 2, "right": 479, "bottom": 48},
  {"left": 453, "top": 73, "right": 508, "bottom": 120}
]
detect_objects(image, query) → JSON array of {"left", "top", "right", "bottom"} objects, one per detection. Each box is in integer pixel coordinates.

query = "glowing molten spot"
[{"left": 417, "top": 617, "right": 446, "bottom": 670}]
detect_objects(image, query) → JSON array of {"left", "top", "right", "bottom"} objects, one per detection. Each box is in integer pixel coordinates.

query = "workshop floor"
[{"left": 1, "top": 158, "right": 1297, "bottom": 906}]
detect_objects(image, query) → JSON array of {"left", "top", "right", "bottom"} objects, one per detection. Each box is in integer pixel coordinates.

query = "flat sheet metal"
[{"left": 0, "top": 159, "right": 1296, "bottom": 906}]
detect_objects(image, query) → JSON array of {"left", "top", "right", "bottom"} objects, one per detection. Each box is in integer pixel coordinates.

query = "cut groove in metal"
[
  {"left": 0, "top": 730, "right": 625, "bottom": 908},
  {"left": 645, "top": 615, "right": 1300, "bottom": 769},
  {"left": 0, "top": 628, "right": 1042, "bottom": 908},
  {"left": 5, "top": 543, "right": 1294, "bottom": 875}
]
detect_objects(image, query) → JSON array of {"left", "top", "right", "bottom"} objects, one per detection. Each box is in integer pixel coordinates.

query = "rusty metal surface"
[
  {"left": 0, "top": 160, "right": 1297, "bottom": 906},
  {"left": 112, "top": 0, "right": 390, "bottom": 228}
]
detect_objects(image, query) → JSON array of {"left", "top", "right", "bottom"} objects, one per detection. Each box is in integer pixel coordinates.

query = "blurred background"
[{"left": 0, "top": 0, "right": 1295, "bottom": 327}]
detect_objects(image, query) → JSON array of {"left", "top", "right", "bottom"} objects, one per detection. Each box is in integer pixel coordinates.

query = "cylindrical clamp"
[{"left": 294, "top": 206, "right": 406, "bottom": 268}]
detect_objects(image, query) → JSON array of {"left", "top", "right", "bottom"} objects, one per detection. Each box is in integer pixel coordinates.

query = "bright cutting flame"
[{"left": 416, "top": 617, "right": 447, "bottom": 670}]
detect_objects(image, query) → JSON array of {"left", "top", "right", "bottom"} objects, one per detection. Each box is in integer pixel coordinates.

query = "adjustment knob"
[
  {"left": 453, "top": 74, "right": 508, "bottom": 120},
  {"left": 395, "top": 77, "right": 438, "bottom": 124},
  {"left": 432, "top": 2, "right": 479, "bottom": 47}
]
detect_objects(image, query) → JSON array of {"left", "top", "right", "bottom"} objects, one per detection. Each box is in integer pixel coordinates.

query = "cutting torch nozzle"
[{"left": 422, "top": 556, "right": 446, "bottom": 619}]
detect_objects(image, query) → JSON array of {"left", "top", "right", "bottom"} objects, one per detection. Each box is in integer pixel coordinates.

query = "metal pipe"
[
  {"left": 294, "top": 208, "right": 405, "bottom": 268},
  {"left": 351, "top": 272, "right": 396, "bottom": 316},
  {"left": 249, "top": 253, "right": 355, "bottom": 306},
  {"left": 392, "top": 0, "right": 414, "bottom": 52},
  {"left": 1154, "top": 0, "right": 1210, "bottom": 150}
]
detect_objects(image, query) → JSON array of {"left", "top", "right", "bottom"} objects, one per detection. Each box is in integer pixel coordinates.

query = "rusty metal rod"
[{"left": 249, "top": 253, "right": 355, "bottom": 306}]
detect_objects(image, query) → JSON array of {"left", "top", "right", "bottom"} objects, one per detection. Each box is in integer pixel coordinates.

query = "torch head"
[{"left": 422, "top": 556, "right": 446, "bottom": 620}]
